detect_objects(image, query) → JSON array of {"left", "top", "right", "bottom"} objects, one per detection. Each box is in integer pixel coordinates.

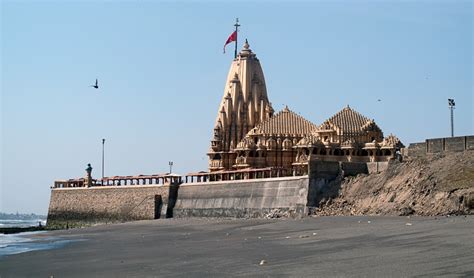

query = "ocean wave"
[{"left": 0, "top": 231, "right": 73, "bottom": 257}]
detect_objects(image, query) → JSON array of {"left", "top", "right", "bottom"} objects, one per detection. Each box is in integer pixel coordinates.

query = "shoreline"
[
  {"left": 1, "top": 216, "right": 473, "bottom": 276},
  {"left": 0, "top": 230, "right": 74, "bottom": 258}
]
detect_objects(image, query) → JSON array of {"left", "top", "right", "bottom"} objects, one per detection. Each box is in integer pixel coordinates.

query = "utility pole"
[
  {"left": 102, "top": 138, "right": 105, "bottom": 181},
  {"left": 448, "top": 99, "right": 455, "bottom": 137},
  {"left": 234, "top": 18, "right": 240, "bottom": 59}
]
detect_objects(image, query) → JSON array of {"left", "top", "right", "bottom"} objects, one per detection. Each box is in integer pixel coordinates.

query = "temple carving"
[{"left": 208, "top": 41, "right": 404, "bottom": 174}]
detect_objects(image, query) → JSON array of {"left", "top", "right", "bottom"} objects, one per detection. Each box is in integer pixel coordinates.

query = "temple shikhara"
[{"left": 207, "top": 40, "right": 404, "bottom": 175}]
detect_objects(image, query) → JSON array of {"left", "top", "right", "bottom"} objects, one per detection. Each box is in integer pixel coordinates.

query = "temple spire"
[{"left": 209, "top": 40, "right": 273, "bottom": 171}]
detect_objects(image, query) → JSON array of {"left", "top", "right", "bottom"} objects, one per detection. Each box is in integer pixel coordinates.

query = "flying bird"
[
  {"left": 377, "top": 99, "right": 381, "bottom": 102},
  {"left": 90, "top": 79, "right": 99, "bottom": 89}
]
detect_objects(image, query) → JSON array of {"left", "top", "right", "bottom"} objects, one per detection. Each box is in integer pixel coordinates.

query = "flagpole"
[{"left": 234, "top": 18, "right": 240, "bottom": 59}]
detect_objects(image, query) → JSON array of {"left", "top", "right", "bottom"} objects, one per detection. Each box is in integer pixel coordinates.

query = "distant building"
[{"left": 208, "top": 41, "right": 404, "bottom": 174}]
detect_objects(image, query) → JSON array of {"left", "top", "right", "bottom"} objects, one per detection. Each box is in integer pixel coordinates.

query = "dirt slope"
[{"left": 314, "top": 151, "right": 474, "bottom": 216}]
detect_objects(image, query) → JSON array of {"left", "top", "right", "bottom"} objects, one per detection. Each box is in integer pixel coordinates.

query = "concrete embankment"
[{"left": 173, "top": 176, "right": 310, "bottom": 218}]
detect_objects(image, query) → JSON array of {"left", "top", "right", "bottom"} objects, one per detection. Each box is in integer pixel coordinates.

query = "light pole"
[
  {"left": 102, "top": 138, "right": 105, "bottom": 181},
  {"left": 169, "top": 161, "right": 173, "bottom": 174},
  {"left": 448, "top": 99, "right": 455, "bottom": 137}
]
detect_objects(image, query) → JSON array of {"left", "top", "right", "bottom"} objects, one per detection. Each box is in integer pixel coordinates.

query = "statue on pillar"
[{"left": 85, "top": 163, "right": 93, "bottom": 187}]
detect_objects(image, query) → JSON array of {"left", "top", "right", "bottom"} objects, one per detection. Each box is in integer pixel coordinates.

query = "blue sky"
[{"left": 1, "top": 1, "right": 472, "bottom": 214}]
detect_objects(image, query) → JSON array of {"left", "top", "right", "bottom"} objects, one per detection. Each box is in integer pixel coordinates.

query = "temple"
[
  {"left": 208, "top": 41, "right": 404, "bottom": 174},
  {"left": 47, "top": 32, "right": 472, "bottom": 228}
]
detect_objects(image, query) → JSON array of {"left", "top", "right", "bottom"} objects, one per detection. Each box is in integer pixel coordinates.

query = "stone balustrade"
[
  {"left": 185, "top": 167, "right": 296, "bottom": 184},
  {"left": 52, "top": 167, "right": 307, "bottom": 189},
  {"left": 52, "top": 174, "right": 182, "bottom": 189}
]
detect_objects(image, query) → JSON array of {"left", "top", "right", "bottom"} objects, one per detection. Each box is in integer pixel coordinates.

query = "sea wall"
[
  {"left": 46, "top": 162, "right": 372, "bottom": 225},
  {"left": 47, "top": 185, "right": 175, "bottom": 228},
  {"left": 173, "top": 176, "right": 310, "bottom": 218},
  {"left": 173, "top": 161, "right": 348, "bottom": 218}
]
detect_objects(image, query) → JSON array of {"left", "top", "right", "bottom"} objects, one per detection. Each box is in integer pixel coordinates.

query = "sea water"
[
  {"left": 0, "top": 219, "right": 47, "bottom": 228},
  {"left": 0, "top": 219, "right": 74, "bottom": 257}
]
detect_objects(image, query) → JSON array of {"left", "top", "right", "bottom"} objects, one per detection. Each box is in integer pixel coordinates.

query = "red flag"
[{"left": 223, "top": 31, "right": 237, "bottom": 53}]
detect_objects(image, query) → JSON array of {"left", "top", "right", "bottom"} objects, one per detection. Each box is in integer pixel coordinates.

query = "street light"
[
  {"left": 169, "top": 161, "right": 173, "bottom": 174},
  {"left": 102, "top": 138, "right": 105, "bottom": 181},
  {"left": 448, "top": 99, "right": 455, "bottom": 137}
]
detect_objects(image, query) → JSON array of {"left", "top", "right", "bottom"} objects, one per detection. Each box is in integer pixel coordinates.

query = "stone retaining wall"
[
  {"left": 47, "top": 185, "right": 173, "bottom": 228},
  {"left": 341, "top": 162, "right": 369, "bottom": 176},
  {"left": 366, "top": 162, "right": 390, "bottom": 174}
]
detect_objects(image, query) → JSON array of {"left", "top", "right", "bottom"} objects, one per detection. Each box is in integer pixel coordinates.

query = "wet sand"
[{"left": 1, "top": 216, "right": 473, "bottom": 277}]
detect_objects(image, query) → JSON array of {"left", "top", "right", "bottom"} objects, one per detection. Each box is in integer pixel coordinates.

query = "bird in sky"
[
  {"left": 90, "top": 79, "right": 99, "bottom": 89},
  {"left": 377, "top": 99, "right": 381, "bottom": 102}
]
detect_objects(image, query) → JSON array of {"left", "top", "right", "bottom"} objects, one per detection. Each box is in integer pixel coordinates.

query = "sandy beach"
[{"left": 1, "top": 216, "right": 473, "bottom": 277}]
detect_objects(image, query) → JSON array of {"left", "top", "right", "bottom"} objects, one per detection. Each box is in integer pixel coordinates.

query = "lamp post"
[
  {"left": 448, "top": 99, "right": 455, "bottom": 137},
  {"left": 169, "top": 161, "right": 173, "bottom": 174},
  {"left": 102, "top": 138, "right": 105, "bottom": 181}
]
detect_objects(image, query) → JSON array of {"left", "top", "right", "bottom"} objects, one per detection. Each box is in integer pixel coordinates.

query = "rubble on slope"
[{"left": 313, "top": 151, "right": 474, "bottom": 216}]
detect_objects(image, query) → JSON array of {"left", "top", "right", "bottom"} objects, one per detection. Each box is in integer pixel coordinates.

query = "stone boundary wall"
[
  {"left": 313, "top": 161, "right": 386, "bottom": 176},
  {"left": 404, "top": 142, "right": 426, "bottom": 157},
  {"left": 406, "top": 135, "right": 474, "bottom": 157},
  {"left": 173, "top": 176, "right": 310, "bottom": 218},
  {"left": 47, "top": 185, "right": 173, "bottom": 228}
]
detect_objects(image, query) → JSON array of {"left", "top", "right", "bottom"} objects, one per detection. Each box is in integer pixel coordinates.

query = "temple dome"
[
  {"left": 319, "top": 105, "right": 382, "bottom": 135},
  {"left": 251, "top": 107, "right": 318, "bottom": 136}
]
